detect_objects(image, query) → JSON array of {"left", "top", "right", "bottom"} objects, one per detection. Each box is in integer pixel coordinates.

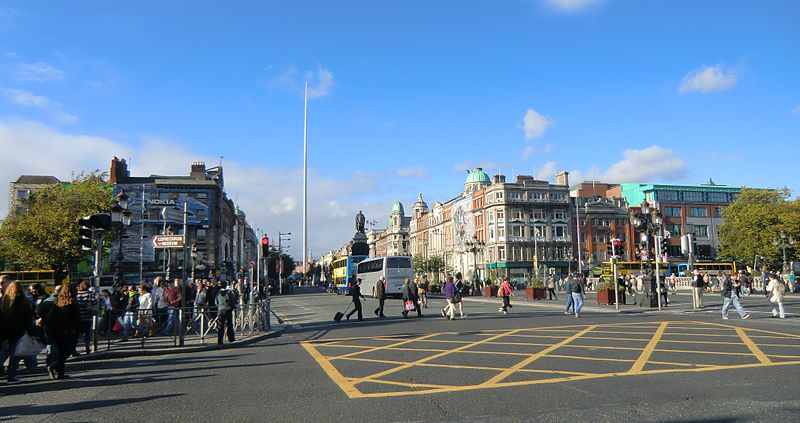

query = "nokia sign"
[{"left": 146, "top": 199, "right": 177, "bottom": 206}]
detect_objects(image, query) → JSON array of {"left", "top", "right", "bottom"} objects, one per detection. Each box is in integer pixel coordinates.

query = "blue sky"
[{"left": 1, "top": 0, "right": 798, "bottom": 258}]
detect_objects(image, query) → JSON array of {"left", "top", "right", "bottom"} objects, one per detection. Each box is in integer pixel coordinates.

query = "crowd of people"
[{"left": 0, "top": 274, "right": 264, "bottom": 384}]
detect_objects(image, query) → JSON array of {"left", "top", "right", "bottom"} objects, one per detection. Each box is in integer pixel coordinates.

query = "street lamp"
[
  {"left": 111, "top": 190, "right": 132, "bottom": 287},
  {"left": 629, "top": 200, "right": 664, "bottom": 309},
  {"left": 772, "top": 231, "right": 795, "bottom": 274},
  {"left": 464, "top": 235, "right": 485, "bottom": 295}
]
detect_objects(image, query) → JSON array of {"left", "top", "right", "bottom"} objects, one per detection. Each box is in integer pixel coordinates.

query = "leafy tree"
[
  {"left": 412, "top": 253, "right": 427, "bottom": 275},
  {"left": 266, "top": 252, "right": 296, "bottom": 280},
  {"left": 717, "top": 188, "right": 799, "bottom": 270},
  {"left": 0, "top": 172, "right": 114, "bottom": 284},
  {"left": 427, "top": 254, "right": 445, "bottom": 277}
]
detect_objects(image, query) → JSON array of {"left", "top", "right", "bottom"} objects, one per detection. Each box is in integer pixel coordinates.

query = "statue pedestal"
[{"left": 352, "top": 232, "right": 369, "bottom": 256}]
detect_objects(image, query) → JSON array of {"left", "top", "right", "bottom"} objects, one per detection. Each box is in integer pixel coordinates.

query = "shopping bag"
[
  {"left": 15, "top": 333, "right": 44, "bottom": 357},
  {"left": 112, "top": 318, "right": 123, "bottom": 332},
  {"left": 404, "top": 300, "right": 416, "bottom": 311}
]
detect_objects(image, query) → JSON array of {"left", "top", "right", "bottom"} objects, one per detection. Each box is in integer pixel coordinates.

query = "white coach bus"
[{"left": 356, "top": 256, "right": 413, "bottom": 299}]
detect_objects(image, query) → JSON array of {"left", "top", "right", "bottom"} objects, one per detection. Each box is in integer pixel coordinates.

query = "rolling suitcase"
[{"left": 334, "top": 303, "right": 353, "bottom": 322}]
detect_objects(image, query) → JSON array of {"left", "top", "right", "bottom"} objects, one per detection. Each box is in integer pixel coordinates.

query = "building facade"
[
  {"left": 570, "top": 182, "right": 631, "bottom": 265},
  {"left": 109, "top": 157, "right": 254, "bottom": 282},
  {"left": 7, "top": 175, "right": 61, "bottom": 216},
  {"left": 619, "top": 181, "right": 741, "bottom": 262}
]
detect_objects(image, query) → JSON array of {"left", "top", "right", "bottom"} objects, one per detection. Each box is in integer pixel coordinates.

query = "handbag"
[
  {"left": 404, "top": 300, "right": 416, "bottom": 311},
  {"left": 452, "top": 292, "right": 462, "bottom": 303},
  {"left": 112, "top": 318, "right": 123, "bottom": 332},
  {"left": 15, "top": 333, "right": 44, "bottom": 357}
]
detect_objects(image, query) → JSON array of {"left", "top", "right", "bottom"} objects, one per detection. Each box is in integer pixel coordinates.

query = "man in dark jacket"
[
  {"left": 692, "top": 270, "right": 705, "bottom": 308},
  {"left": 216, "top": 281, "right": 235, "bottom": 345},
  {"left": 410, "top": 278, "right": 423, "bottom": 318},
  {"left": 373, "top": 276, "right": 386, "bottom": 318},
  {"left": 346, "top": 279, "right": 366, "bottom": 321}
]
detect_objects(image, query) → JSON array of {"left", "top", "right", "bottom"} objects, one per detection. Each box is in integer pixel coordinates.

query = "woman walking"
[
  {"left": 546, "top": 276, "right": 557, "bottom": 301},
  {"left": 44, "top": 284, "right": 81, "bottom": 380},
  {"left": 401, "top": 278, "right": 414, "bottom": 319},
  {"left": 498, "top": 277, "right": 514, "bottom": 314},
  {"left": 1, "top": 281, "right": 34, "bottom": 383},
  {"left": 441, "top": 276, "right": 456, "bottom": 320},
  {"left": 766, "top": 274, "right": 786, "bottom": 319}
]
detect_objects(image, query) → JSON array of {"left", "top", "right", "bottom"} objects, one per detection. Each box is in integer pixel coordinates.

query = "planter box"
[
  {"left": 525, "top": 287, "right": 546, "bottom": 300},
  {"left": 596, "top": 288, "right": 626, "bottom": 305},
  {"left": 485, "top": 285, "right": 498, "bottom": 298}
]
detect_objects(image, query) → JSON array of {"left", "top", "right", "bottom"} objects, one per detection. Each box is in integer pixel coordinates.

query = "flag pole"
[{"left": 303, "top": 81, "right": 309, "bottom": 280}]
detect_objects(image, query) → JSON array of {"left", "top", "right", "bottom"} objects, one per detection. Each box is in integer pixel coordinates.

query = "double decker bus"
[
  {"left": 332, "top": 255, "right": 368, "bottom": 295},
  {"left": 0, "top": 270, "right": 68, "bottom": 294},
  {"left": 356, "top": 256, "right": 412, "bottom": 299}
]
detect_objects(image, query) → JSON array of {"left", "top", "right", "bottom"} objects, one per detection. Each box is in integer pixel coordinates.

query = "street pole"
[
  {"left": 92, "top": 230, "right": 102, "bottom": 353},
  {"left": 303, "top": 81, "right": 309, "bottom": 278},
  {"left": 612, "top": 242, "right": 619, "bottom": 310},
  {"left": 575, "top": 200, "right": 582, "bottom": 276},
  {"left": 655, "top": 236, "right": 663, "bottom": 311},
  {"left": 278, "top": 235, "right": 282, "bottom": 295}
]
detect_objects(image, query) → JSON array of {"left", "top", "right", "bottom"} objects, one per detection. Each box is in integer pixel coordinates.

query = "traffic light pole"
[
  {"left": 655, "top": 235, "right": 663, "bottom": 311},
  {"left": 92, "top": 230, "right": 103, "bottom": 353},
  {"left": 611, "top": 243, "right": 619, "bottom": 311}
]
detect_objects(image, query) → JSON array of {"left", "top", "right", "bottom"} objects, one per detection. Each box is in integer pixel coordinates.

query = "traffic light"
[
  {"left": 612, "top": 239, "right": 623, "bottom": 258},
  {"left": 261, "top": 235, "right": 270, "bottom": 256},
  {"left": 607, "top": 241, "right": 613, "bottom": 257},
  {"left": 88, "top": 213, "right": 112, "bottom": 230},
  {"left": 659, "top": 236, "right": 669, "bottom": 256},
  {"left": 78, "top": 216, "right": 93, "bottom": 251}
]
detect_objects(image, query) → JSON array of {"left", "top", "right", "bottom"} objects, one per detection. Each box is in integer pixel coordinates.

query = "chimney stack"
[{"left": 190, "top": 161, "right": 206, "bottom": 179}]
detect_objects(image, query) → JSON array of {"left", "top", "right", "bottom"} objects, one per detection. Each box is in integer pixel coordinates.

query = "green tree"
[
  {"left": 0, "top": 172, "right": 114, "bottom": 284},
  {"left": 412, "top": 253, "right": 427, "bottom": 275},
  {"left": 427, "top": 254, "right": 445, "bottom": 277},
  {"left": 717, "top": 188, "right": 799, "bottom": 270}
]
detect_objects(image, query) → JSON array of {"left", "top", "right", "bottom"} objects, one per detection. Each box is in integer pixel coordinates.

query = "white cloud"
[
  {"left": 520, "top": 108, "right": 552, "bottom": 140},
  {"left": 544, "top": 0, "right": 600, "bottom": 12},
  {"left": 306, "top": 66, "right": 334, "bottom": 99},
  {"left": 0, "top": 88, "right": 50, "bottom": 107},
  {"left": 270, "top": 65, "right": 335, "bottom": 99},
  {"left": 602, "top": 145, "right": 687, "bottom": 183},
  {"left": 0, "top": 120, "right": 397, "bottom": 260},
  {"left": 328, "top": 201, "right": 347, "bottom": 218},
  {"left": 679, "top": 65, "right": 738, "bottom": 94},
  {"left": 534, "top": 161, "right": 559, "bottom": 181},
  {"left": 522, "top": 146, "right": 536, "bottom": 160},
  {"left": 397, "top": 165, "right": 428, "bottom": 179},
  {"left": 13, "top": 61, "right": 65, "bottom": 82},
  {"left": 270, "top": 197, "right": 298, "bottom": 215}
]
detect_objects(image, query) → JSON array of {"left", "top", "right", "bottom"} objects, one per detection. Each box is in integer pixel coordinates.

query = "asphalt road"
[{"left": 2, "top": 292, "right": 799, "bottom": 422}]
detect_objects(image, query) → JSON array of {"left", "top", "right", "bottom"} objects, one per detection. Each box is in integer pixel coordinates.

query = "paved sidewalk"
[{"left": 67, "top": 325, "right": 285, "bottom": 363}]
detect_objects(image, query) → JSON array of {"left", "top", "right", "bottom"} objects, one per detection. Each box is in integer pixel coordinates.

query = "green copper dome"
[
  {"left": 465, "top": 168, "right": 490, "bottom": 184},
  {"left": 392, "top": 201, "right": 405, "bottom": 215},
  {"left": 235, "top": 206, "right": 246, "bottom": 217}
]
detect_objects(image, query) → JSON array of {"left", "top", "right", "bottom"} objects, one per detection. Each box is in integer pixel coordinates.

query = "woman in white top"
[
  {"left": 766, "top": 274, "right": 786, "bottom": 319},
  {"left": 137, "top": 284, "right": 154, "bottom": 336}
]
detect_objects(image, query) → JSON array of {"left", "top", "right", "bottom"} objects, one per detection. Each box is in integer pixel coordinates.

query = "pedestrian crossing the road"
[{"left": 301, "top": 321, "right": 800, "bottom": 398}]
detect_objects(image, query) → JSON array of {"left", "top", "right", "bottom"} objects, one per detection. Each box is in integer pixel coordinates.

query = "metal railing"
[{"left": 90, "top": 298, "right": 271, "bottom": 352}]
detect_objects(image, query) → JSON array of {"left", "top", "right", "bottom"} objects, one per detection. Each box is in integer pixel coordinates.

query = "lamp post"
[
  {"left": 629, "top": 200, "right": 663, "bottom": 309},
  {"left": 278, "top": 232, "right": 292, "bottom": 294},
  {"left": 111, "top": 190, "right": 133, "bottom": 287},
  {"left": 772, "top": 231, "right": 795, "bottom": 274},
  {"left": 464, "top": 236, "right": 485, "bottom": 295}
]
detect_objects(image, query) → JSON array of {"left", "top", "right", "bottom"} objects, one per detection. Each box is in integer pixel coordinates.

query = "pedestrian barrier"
[{"left": 89, "top": 298, "right": 271, "bottom": 352}]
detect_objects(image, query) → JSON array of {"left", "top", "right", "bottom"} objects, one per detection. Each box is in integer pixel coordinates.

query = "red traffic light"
[{"left": 261, "top": 236, "right": 269, "bottom": 246}]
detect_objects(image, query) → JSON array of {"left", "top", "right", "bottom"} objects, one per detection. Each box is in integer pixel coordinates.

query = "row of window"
[
  {"left": 493, "top": 245, "right": 569, "bottom": 262},
  {"left": 663, "top": 206, "right": 722, "bottom": 218},
  {"left": 653, "top": 190, "right": 736, "bottom": 204},
  {"left": 489, "top": 209, "right": 569, "bottom": 222},
  {"left": 492, "top": 191, "right": 568, "bottom": 202},
  {"left": 489, "top": 224, "right": 569, "bottom": 240}
]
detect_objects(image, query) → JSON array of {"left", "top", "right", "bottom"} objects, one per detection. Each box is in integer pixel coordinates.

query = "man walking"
[
  {"left": 563, "top": 273, "right": 576, "bottom": 315},
  {"left": 721, "top": 273, "right": 750, "bottom": 320},
  {"left": 346, "top": 278, "right": 366, "bottom": 321},
  {"left": 374, "top": 276, "right": 386, "bottom": 318},
  {"left": 163, "top": 279, "right": 182, "bottom": 336},
  {"left": 216, "top": 281, "right": 235, "bottom": 344},
  {"left": 410, "top": 277, "right": 423, "bottom": 317},
  {"left": 564, "top": 274, "right": 584, "bottom": 318},
  {"left": 692, "top": 269, "right": 705, "bottom": 308}
]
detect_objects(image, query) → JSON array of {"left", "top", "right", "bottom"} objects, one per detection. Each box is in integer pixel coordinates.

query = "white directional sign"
[{"left": 153, "top": 235, "right": 184, "bottom": 248}]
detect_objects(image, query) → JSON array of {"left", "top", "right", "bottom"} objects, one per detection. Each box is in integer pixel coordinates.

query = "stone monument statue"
[{"left": 355, "top": 210, "right": 366, "bottom": 233}]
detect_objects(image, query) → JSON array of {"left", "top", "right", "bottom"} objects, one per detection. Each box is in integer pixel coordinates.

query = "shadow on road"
[{"left": 0, "top": 393, "right": 183, "bottom": 418}]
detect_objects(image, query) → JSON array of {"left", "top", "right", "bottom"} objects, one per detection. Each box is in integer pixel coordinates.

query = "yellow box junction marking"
[{"left": 301, "top": 321, "right": 800, "bottom": 399}]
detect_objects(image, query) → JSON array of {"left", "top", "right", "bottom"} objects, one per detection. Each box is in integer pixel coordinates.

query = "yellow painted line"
[
  {"left": 300, "top": 341, "right": 363, "bottom": 399},
  {"left": 589, "top": 330, "right": 660, "bottom": 336},
  {"left": 736, "top": 327, "right": 772, "bottom": 364},
  {"left": 653, "top": 348, "right": 758, "bottom": 357},
  {"left": 325, "top": 344, "right": 449, "bottom": 355},
  {"left": 629, "top": 322, "right": 669, "bottom": 373},
  {"left": 692, "top": 321, "right": 800, "bottom": 340},
  {"left": 659, "top": 338, "right": 763, "bottom": 347},
  {"left": 350, "top": 329, "right": 524, "bottom": 384},
  {"left": 482, "top": 325, "right": 598, "bottom": 386},
  {"left": 545, "top": 354, "right": 635, "bottom": 363},
  {"left": 647, "top": 360, "right": 715, "bottom": 368},
  {"left": 332, "top": 333, "right": 440, "bottom": 360},
  {"left": 351, "top": 378, "right": 452, "bottom": 390},
  {"left": 335, "top": 355, "right": 593, "bottom": 376},
  {"left": 660, "top": 332, "right": 743, "bottom": 338}
]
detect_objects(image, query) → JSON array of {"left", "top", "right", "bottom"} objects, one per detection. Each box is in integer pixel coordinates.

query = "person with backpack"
[
  {"left": 216, "top": 281, "right": 236, "bottom": 344},
  {"left": 498, "top": 277, "right": 514, "bottom": 315},
  {"left": 720, "top": 273, "right": 750, "bottom": 320},
  {"left": 766, "top": 273, "right": 786, "bottom": 319}
]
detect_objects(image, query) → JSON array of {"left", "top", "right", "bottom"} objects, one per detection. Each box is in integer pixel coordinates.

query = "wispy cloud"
[
  {"left": 679, "top": 65, "right": 738, "bottom": 94},
  {"left": 544, "top": 0, "right": 601, "bottom": 12},
  {"left": 0, "top": 87, "right": 77, "bottom": 123},
  {"left": 13, "top": 61, "right": 65, "bottom": 82},
  {"left": 522, "top": 145, "right": 536, "bottom": 160},
  {"left": 602, "top": 146, "right": 687, "bottom": 182},
  {"left": 397, "top": 165, "right": 428, "bottom": 180},
  {"left": 0, "top": 87, "right": 51, "bottom": 107},
  {"left": 519, "top": 108, "right": 552, "bottom": 140},
  {"left": 269, "top": 65, "right": 335, "bottom": 99}
]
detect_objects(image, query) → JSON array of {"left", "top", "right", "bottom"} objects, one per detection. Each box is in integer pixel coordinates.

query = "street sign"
[{"left": 153, "top": 235, "right": 184, "bottom": 248}]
